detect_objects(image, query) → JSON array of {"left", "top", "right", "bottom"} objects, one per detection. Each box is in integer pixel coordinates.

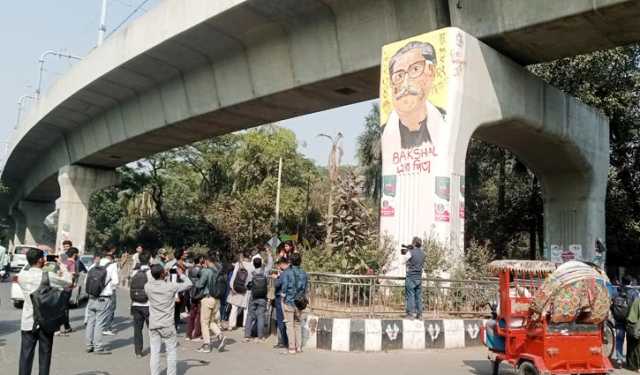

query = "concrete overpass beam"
[
  {"left": 56, "top": 165, "right": 118, "bottom": 253},
  {"left": 448, "top": 28, "right": 609, "bottom": 265}
]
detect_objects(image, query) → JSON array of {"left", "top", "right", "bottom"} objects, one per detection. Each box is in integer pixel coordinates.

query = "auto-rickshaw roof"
[{"left": 487, "top": 260, "right": 557, "bottom": 276}]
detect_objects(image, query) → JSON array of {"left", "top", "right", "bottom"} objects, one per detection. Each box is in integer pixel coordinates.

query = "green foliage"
[
  {"left": 459, "top": 241, "right": 494, "bottom": 280},
  {"left": 304, "top": 170, "right": 392, "bottom": 274},
  {"left": 423, "top": 234, "right": 450, "bottom": 277},
  {"left": 357, "top": 104, "right": 382, "bottom": 205},
  {"left": 87, "top": 125, "right": 322, "bottom": 258}
]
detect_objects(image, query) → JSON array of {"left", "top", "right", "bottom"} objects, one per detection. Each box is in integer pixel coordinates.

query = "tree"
[
  {"left": 357, "top": 104, "right": 382, "bottom": 206},
  {"left": 317, "top": 132, "right": 343, "bottom": 247},
  {"left": 87, "top": 124, "right": 323, "bottom": 256}
]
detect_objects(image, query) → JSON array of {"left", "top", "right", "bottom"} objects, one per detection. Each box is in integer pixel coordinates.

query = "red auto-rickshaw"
[{"left": 482, "top": 260, "right": 613, "bottom": 375}]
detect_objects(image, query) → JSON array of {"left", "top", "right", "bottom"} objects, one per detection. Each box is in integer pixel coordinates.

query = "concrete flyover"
[{"left": 3, "top": 0, "right": 638, "bottom": 251}]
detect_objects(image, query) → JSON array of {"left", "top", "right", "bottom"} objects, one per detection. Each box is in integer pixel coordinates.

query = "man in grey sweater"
[{"left": 144, "top": 264, "right": 192, "bottom": 375}]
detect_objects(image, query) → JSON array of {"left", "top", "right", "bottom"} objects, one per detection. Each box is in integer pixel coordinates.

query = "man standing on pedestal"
[{"left": 401, "top": 237, "right": 425, "bottom": 320}]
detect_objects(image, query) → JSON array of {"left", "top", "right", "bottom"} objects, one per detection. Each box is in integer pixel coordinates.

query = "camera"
[{"left": 400, "top": 244, "right": 413, "bottom": 255}]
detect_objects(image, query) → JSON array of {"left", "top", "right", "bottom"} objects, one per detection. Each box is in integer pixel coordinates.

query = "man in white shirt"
[
  {"left": 18, "top": 247, "right": 72, "bottom": 375},
  {"left": 0, "top": 244, "right": 9, "bottom": 280},
  {"left": 102, "top": 247, "right": 119, "bottom": 335},
  {"left": 85, "top": 252, "right": 119, "bottom": 354}
]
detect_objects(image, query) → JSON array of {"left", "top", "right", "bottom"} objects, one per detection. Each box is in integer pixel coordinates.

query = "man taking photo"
[{"left": 401, "top": 236, "right": 425, "bottom": 320}]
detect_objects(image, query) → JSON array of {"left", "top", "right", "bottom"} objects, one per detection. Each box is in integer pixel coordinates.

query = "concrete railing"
[{"left": 307, "top": 272, "right": 499, "bottom": 319}]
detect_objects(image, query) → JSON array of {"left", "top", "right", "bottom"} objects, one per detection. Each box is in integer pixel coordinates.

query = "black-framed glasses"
[{"left": 391, "top": 60, "right": 429, "bottom": 85}]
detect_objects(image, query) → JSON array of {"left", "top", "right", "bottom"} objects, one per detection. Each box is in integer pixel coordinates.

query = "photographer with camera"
[{"left": 401, "top": 237, "right": 425, "bottom": 320}]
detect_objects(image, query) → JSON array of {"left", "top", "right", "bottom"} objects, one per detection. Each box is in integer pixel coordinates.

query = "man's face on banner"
[{"left": 390, "top": 48, "right": 435, "bottom": 116}]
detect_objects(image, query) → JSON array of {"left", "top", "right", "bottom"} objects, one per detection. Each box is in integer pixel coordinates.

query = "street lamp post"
[
  {"left": 35, "top": 51, "right": 82, "bottom": 100},
  {"left": 98, "top": 0, "right": 108, "bottom": 46},
  {"left": 16, "top": 94, "right": 35, "bottom": 129}
]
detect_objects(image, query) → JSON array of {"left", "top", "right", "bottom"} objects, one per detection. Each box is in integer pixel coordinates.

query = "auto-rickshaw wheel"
[
  {"left": 517, "top": 361, "right": 538, "bottom": 375},
  {"left": 492, "top": 360, "right": 501, "bottom": 375}
]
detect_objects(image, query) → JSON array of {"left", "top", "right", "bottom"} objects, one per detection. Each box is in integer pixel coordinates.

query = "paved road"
[{"left": 0, "top": 281, "right": 633, "bottom": 375}]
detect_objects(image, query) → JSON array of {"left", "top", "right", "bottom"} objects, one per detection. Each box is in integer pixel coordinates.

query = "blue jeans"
[
  {"left": 245, "top": 298, "right": 267, "bottom": 338},
  {"left": 616, "top": 322, "right": 626, "bottom": 361},
  {"left": 85, "top": 297, "right": 110, "bottom": 351},
  {"left": 104, "top": 293, "right": 116, "bottom": 331},
  {"left": 405, "top": 276, "right": 423, "bottom": 316},
  {"left": 275, "top": 295, "right": 288, "bottom": 345}
]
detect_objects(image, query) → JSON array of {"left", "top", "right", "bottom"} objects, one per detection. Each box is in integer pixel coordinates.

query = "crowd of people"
[{"left": 14, "top": 239, "right": 309, "bottom": 375}]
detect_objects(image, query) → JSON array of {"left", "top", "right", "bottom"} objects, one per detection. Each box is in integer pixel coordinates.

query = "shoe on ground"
[
  {"left": 217, "top": 336, "right": 227, "bottom": 352},
  {"left": 136, "top": 354, "right": 143, "bottom": 359},
  {"left": 415, "top": 315, "right": 423, "bottom": 321},
  {"left": 86, "top": 347, "right": 94, "bottom": 353},
  {"left": 273, "top": 343, "right": 287, "bottom": 349},
  {"left": 197, "top": 344, "right": 211, "bottom": 353},
  {"left": 102, "top": 330, "right": 115, "bottom": 336},
  {"left": 93, "top": 350, "right": 112, "bottom": 355}
]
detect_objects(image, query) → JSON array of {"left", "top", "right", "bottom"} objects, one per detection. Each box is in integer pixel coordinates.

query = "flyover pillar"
[
  {"left": 9, "top": 200, "right": 55, "bottom": 248},
  {"left": 543, "top": 173, "right": 607, "bottom": 265},
  {"left": 56, "top": 165, "right": 118, "bottom": 253},
  {"left": 9, "top": 208, "right": 26, "bottom": 249}
]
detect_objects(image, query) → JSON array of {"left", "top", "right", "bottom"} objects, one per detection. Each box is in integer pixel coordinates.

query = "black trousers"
[
  {"left": 19, "top": 329, "right": 54, "bottom": 375},
  {"left": 131, "top": 306, "right": 149, "bottom": 355}
]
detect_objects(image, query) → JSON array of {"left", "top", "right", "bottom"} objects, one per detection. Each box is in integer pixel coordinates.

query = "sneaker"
[
  {"left": 197, "top": 344, "right": 211, "bottom": 353},
  {"left": 86, "top": 347, "right": 94, "bottom": 353},
  {"left": 136, "top": 354, "right": 143, "bottom": 359},
  {"left": 415, "top": 315, "right": 423, "bottom": 321},
  {"left": 217, "top": 336, "right": 227, "bottom": 352},
  {"left": 102, "top": 330, "right": 115, "bottom": 336},
  {"left": 273, "top": 343, "right": 287, "bottom": 349},
  {"left": 94, "top": 349, "right": 112, "bottom": 355},
  {"left": 243, "top": 337, "right": 252, "bottom": 343}
]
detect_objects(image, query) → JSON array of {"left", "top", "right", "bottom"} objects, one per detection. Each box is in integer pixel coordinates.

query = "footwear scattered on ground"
[
  {"left": 217, "top": 336, "right": 227, "bottom": 352},
  {"left": 197, "top": 344, "right": 211, "bottom": 353}
]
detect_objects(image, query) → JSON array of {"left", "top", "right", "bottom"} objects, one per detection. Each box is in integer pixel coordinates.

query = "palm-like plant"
[{"left": 317, "top": 132, "right": 343, "bottom": 247}]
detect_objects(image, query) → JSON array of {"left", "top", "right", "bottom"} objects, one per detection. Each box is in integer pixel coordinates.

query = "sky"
[{"left": 0, "top": 0, "right": 377, "bottom": 166}]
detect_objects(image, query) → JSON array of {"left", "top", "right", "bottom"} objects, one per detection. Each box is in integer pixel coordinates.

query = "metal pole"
[
  {"left": 98, "top": 0, "right": 108, "bottom": 46},
  {"left": 35, "top": 51, "right": 82, "bottom": 100},
  {"left": 16, "top": 95, "right": 35, "bottom": 128},
  {"left": 274, "top": 157, "right": 283, "bottom": 232}
]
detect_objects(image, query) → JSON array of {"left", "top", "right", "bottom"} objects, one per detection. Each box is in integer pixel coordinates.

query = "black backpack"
[
  {"left": 86, "top": 262, "right": 110, "bottom": 298},
  {"left": 613, "top": 288, "right": 635, "bottom": 321},
  {"left": 31, "top": 272, "right": 71, "bottom": 333},
  {"left": 211, "top": 267, "right": 228, "bottom": 299},
  {"left": 233, "top": 264, "right": 248, "bottom": 294},
  {"left": 129, "top": 270, "right": 149, "bottom": 303},
  {"left": 251, "top": 272, "right": 268, "bottom": 299}
]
